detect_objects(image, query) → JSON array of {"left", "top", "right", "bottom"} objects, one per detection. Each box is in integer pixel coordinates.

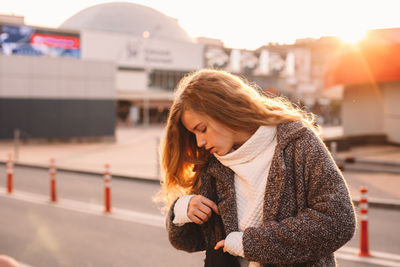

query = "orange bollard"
[
  {"left": 104, "top": 164, "right": 112, "bottom": 213},
  {"left": 49, "top": 158, "right": 57, "bottom": 202},
  {"left": 358, "top": 187, "right": 371, "bottom": 257},
  {"left": 6, "top": 153, "right": 13, "bottom": 194}
]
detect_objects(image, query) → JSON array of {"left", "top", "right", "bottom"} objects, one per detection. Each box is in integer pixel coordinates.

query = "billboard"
[{"left": 0, "top": 24, "right": 80, "bottom": 58}]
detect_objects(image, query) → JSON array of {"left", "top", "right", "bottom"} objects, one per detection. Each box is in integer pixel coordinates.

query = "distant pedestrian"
[
  {"left": 158, "top": 69, "right": 356, "bottom": 266},
  {"left": 0, "top": 255, "right": 19, "bottom": 267}
]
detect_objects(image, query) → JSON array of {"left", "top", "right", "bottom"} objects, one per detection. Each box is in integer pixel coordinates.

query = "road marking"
[
  {"left": 337, "top": 247, "right": 400, "bottom": 266},
  {"left": 3, "top": 188, "right": 400, "bottom": 266},
  {"left": 340, "top": 247, "right": 400, "bottom": 261},
  {"left": 0, "top": 188, "right": 165, "bottom": 228}
]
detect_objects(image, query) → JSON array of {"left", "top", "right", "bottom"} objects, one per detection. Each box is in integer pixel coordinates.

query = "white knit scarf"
[{"left": 215, "top": 125, "right": 277, "bottom": 267}]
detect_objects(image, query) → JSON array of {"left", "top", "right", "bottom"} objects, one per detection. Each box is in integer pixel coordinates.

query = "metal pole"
[
  {"left": 156, "top": 136, "right": 160, "bottom": 179},
  {"left": 14, "top": 129, "right": 20, "bottom": 162},
  {"left": 143, "top": 86, "right": 150, "bottom": 127},
  {"left": 330, "top": 141, "right": 337, "bottom": 160},
  {"left": 143, "top": 31, "right": 150, "bottom": 127}
]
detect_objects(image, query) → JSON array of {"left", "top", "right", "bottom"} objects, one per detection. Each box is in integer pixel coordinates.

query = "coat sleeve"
[
  {"left": 242, "top": 130, "right": 356, "bottom": 264},
  {"left": 166, "top": 198, "right": 206, "bottom": 252}
]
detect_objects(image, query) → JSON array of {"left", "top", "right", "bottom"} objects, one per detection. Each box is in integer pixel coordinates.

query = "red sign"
[{"left": 30, "top": 33, "right": 80, "bottom": 49}]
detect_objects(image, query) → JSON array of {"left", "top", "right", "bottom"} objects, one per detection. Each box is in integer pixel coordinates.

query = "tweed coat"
[{"left": 166, "top": 121, "right": 356, "bottom": 267}]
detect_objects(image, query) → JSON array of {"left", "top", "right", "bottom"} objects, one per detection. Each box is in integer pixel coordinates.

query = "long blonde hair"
[{"left": 157, "top": 69, "right": 316, "bottom": 208}]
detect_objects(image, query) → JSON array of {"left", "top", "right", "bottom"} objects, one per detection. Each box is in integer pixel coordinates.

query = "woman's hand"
[
  {"left": 214, "top": 240, "right": 226, "bottom": 252},
  {"left": 187, "top": 195, "right": 219, "bottom": 224}
]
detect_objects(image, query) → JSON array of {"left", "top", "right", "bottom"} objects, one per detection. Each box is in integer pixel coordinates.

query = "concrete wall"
[
  {"left": 383, "top": 82, "right": 400, "bottom": 143},
  {"left": 81, "top": 30, "right": 204, "bottom": 71},
  {"left": 342, "top": 83, "right": 384, "bottom": 136},
  {"left": 116, "top": 70, "right": 147, "bottom": 92},
  {"left": 0, "top": 54, "right": 116, "bottom": 139},
  {"left": 342, "top": 81, "right": 400, "bottom": 144}
]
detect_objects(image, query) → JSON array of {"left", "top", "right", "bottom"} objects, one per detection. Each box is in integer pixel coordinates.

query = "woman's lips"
[{"left": 208, "top": 147, "right": 215, "bottom": 154}]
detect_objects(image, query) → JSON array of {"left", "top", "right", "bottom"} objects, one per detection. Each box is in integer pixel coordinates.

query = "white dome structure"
[{"left": 60, "top": 2, "right": 193, "bottom": 43}]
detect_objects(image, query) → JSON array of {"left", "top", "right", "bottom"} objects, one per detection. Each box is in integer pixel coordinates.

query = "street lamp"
[
  {"left": 142, "top": 30, "right": 150, "bottom": 127},
  {"left": 141, "top": 25, "right": 161, "bottom": 127}
]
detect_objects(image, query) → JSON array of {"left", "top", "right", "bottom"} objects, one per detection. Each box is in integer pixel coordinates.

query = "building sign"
[
  {"left": 118, "top": 39, "right": 172, "bottom": 65},
  {"left": 118, "top": 38, "right": 183, "bottom": 68},
  {"left": 0, "top": 24, "right": 80, "bottom": 58},
  {"left": 144, "top": 48, "right": 172, "bottom": 64},
  {"left": 30, "top": 33, "right": 80, "bottom": 49},
  {"left": 81, "top": 30, "right": 203, "bottom": 71}
]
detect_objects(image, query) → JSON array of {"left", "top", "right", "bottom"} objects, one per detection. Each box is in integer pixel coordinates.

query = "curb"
[
  {"left": 353, "top": 198, "right": 400, "bottom": 211},
  {"left": 0, "top": 161, "right": 161, "bottom": 184},
  {"left": 342, "top": 165, "right": 400, "bottom": 175},
  {"left": 2, "top": 162, "right": 400, "bottom": 210},
  {"left": 343, "top": 157, "right": 400, "bottom": 167},
  {"left": 335, "top": 158, "right": 400, "bottom": 175},
  {"left": 355, "top": 158, "right": 400, "bottom": 167}
]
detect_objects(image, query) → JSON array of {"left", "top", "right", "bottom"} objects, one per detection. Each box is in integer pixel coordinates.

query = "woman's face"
[{"left": 181, "top": 109, "right": 249, "bottom": 156}]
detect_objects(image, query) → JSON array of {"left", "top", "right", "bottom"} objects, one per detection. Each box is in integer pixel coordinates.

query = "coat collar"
[
  {"left": 206, "top": 156, "right": 239, "bottom": 234},
  {"left": 276, "top": 120, "right": 308, "bottom": 149}
]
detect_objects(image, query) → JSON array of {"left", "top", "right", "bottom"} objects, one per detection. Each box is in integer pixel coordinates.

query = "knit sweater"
[
  {"left": 215, "top": 125, "right": 277, "bottom": 267},
  {"left": 166, "top": 121, "right": 356, "bottom": 267}
]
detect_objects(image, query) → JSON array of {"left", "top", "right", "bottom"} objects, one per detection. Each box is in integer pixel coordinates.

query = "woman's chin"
[{"left": 215, "top": 150, "right": 227, "bottom": 156}]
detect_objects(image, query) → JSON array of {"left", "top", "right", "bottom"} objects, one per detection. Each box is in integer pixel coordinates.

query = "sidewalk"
[
  {"left": 1, "top": 125, "right": 400, "bottom": 207},
  {"left": 0, "top": 126, "right": 164, "bottom": 180}
]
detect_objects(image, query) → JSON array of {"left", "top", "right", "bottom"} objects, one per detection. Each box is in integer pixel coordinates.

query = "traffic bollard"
[
  {"left": 358, "top": 186, "right": 371, "bottom": 257},
  {"left": 6, "top": 153, "right": 13, "bottom": 194},
  {"left": 104, "top": 164, "right": 112, "bottom": 213},
  {"left": 49, "top": 158, "right": 57, "bottom": 202}
]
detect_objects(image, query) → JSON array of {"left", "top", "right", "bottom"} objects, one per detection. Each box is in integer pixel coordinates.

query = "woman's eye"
[{"left": 200, "top": 127, "right": 207, "bottom": 133}]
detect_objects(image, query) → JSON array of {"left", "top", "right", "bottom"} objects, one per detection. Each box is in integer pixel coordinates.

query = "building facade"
[
  {"left": 0, "top": 54, "right": 116, "bottom": 140},
  {"left": 325, "top": 28, "right": 400, "bottom": 144},
  {"left": 60, "top": 2, "right": 204, "bottom": 125},
  {"left": 0, "top": 15, "right": 116, "bottom": 140}
]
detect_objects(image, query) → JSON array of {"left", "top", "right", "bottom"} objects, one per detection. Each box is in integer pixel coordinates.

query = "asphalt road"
[
  {"left": 1, "top": 166, "right": 400, "bottom": 266},
  {"left": 0, "top": 197, "right": 204, "bottom": 267},
  {"left": 0, "top": 165, "right": 162, "bottom": 214}
]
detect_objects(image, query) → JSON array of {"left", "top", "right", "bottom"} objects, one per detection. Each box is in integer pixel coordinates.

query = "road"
[{"left": 1, "top": 166, "right": 400, "bottom": 266}]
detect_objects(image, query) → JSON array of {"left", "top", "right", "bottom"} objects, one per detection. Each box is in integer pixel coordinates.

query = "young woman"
[{"left": 159, "top": 69, "right": 355, "bottom": 267}]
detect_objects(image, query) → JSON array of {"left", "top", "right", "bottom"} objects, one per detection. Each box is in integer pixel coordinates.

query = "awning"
[{"left": 325, "top": 29, "right": 400, "bottom": 88}]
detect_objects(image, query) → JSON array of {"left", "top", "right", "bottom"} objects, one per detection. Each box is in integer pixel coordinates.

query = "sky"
[{"left": 1, "top": 0, "right": 400, "bottom": 49}]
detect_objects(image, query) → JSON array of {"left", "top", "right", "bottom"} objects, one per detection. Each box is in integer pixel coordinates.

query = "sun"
[{"left": 338, "top": 29, "right": 367, "bottom": 45}]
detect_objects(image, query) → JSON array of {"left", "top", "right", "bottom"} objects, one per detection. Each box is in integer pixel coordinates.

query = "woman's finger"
[
  {"left": 201, "top": 197, "right": 220, "bottom": 215},
  {"left": 188, "top": 196, "right": 218, "bottom": 224},
  {"left": 193, "top": 209, "right": 209, "bottom": 222},
  {"left": 197, "top": 204, "right": 212, "bottom": 218},
  {"left": 214, "top": 240, "right": 225, "bottom": 250},
  {"left": 188, "top": 207, "right": 209, "bottom": 224},
  {"left": 189, "top": 214, "right": 204, "bottom": 225}
]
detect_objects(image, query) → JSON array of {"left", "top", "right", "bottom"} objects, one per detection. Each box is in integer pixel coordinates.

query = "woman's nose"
[{"left": 196, "top": 135, "right": 206, "bottom": 148}]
